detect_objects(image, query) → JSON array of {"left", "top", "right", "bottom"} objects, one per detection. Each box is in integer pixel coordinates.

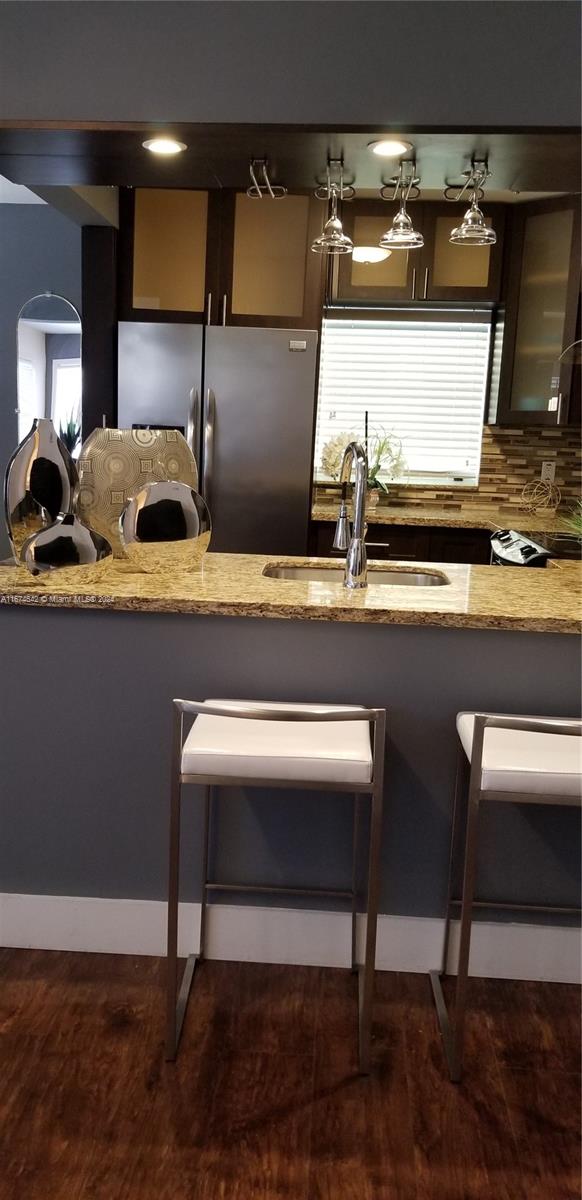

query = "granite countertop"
[
  {"left": 311, "top": 502, "right": 570, "bottom": 536},
  {"left": 0, "top": 553, "right": 580, "bottom": 634}
]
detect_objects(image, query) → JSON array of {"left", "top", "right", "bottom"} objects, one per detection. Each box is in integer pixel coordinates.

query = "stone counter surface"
[
  {"left": 0, "top": 552, "right": 580, "bottom": 633},
  {"left": 311, "top": 501, "right": 572, "bottom": 536}
]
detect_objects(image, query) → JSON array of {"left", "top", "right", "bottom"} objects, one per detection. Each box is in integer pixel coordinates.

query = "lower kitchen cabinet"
[
  {"left": 428, "top": 527, "right": 492, "bottom": 565},
  {"left": 309, "top": 521, "right": 492, "bottom": 565}
]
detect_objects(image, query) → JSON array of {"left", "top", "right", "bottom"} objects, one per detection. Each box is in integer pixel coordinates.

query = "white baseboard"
[{"left": 0, "top": 892, "right": 579, "bottom": 984}]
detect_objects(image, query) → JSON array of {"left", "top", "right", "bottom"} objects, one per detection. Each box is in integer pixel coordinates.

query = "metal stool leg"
[
  {"left": 165, "top": 709, "right": 183, "bottom": 1060},
  {"left": 430, "top": 759, "right": 481, "bottom": 1083},
  {"left": 358, "top": 714, "right": 386, "bottom": 1074},
  {"left": 351, "top": 794, "right": 362, "bottom": 973},
  {"left": 166, "top": 722, "right": 206, "bottom": 1061},
  {"left": 198, "top": 786, "right": 212, "bottom": 959},
  {"left": 440, "top": 740, "right": 466, "bottom": 977},
  {"left": 449, "top": 790, "right": 480, "bottom": 1080}
]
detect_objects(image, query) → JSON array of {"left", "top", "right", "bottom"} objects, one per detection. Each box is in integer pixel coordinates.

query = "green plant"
[
  {"left": 561, "top": 499, "right": 582, "bottom": 542},
  {"left": 365, "top": 427, "right": 406, "bottom": 492},
  {"left": 59, "top": 409, "right": 81, "bottom": 455}
]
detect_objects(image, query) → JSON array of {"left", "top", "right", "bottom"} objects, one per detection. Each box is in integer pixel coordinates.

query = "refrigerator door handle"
[
  {"left": 187, "top": 388, "right": 198, "bottom": 457},
  {"left": 202, "top": 388, "right": 215, "bottom": 506}
]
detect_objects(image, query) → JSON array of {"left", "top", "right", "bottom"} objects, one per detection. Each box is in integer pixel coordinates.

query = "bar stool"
[
  {"left": 431, "top": 712, "right": 582, "bottom": 1082},
  {"left": 166, "top": 698, "right": 386, "bottom": 1073}
]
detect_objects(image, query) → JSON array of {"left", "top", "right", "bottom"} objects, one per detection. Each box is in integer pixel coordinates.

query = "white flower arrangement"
[{"left": 320, "top": 426, "right": 406, "bottom": 491}]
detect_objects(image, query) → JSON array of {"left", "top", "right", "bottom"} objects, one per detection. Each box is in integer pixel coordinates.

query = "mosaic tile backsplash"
[{"left": 314, "top": 426, "right": 581, "bottom": 514}]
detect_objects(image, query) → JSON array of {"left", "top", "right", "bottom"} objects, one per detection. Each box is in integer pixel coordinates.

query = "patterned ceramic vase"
[
  {"left": 119, "top": 480, "right": 211, "bottom": 574},
  {"left": 76, "top": 427, "right": 198, "bottom": 558},
  {"left": 4, "top": 417, "right": 78, "bottom": 561}
]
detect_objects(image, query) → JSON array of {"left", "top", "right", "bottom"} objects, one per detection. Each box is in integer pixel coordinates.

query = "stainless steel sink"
[{"left": 263, "top": 565, "right": 450, "bottom": 586}]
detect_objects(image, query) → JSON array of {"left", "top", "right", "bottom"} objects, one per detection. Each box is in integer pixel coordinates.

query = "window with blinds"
[{"left": 314, "top": 316, "right": 493, "bottom": 485}]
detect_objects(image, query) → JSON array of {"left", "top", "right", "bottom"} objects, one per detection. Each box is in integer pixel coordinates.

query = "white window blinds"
[{"left": 314, "top": 317, "right": 492, "bottom": 485}]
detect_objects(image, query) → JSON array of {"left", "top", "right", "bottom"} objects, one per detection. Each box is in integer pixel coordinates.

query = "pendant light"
[
  {"left": 449, "top": 161, "right": 496, "bottom": 246},
  {"left": 379, "top": 162, "right": 424, "bottom": 251},
  {"left": 352, "top": 246, "right": 391, "bottom": 264},
  {"left": 311, "top": 159, "right": 354, "bottom": 256}
]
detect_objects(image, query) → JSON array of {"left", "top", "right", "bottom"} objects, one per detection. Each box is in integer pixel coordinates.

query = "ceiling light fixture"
[
  {"left": 379, "top": 162, "right": 424, "bottom": 251},
  {"left": 311, "top": 159, "right": 355, "bottom": 256},
  {"left": 352, "top": 246, "right": 391, "bottom": 263},
  {"left": 368, "top": 138, "right": 413, "bottom": 158},
  {"left": 449, "top": 160, "right": 496, "bottom": 246},
  {"left": 142, "top": 137, "right": 187, "bottom": 155}
]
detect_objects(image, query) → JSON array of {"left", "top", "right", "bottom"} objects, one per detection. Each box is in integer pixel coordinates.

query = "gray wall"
[
  {"left": 0, "top": 1, "right": 579, "bottom": 127},
  {"left": 0, "top": 608, "right": 579, "bottom": 923},
  {"left": 0, "top": 205, "right": 81, "bottom": 556}
]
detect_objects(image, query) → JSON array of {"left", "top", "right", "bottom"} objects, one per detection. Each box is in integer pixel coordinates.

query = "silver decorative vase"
[
  {"left": 23, "top": 513, "right": 112, "bottom": 583},
  {"left": 119, "top": 480, "right": 211, "bottom": 574},
  {"left": 4, "top": 417, "right": 79, "bottom": 561}
]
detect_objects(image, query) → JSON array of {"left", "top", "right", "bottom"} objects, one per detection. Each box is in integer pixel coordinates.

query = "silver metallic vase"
[
  {"left": 119, "top": 480, "right": 211, "bottom": 574},
  {"left": 4, "top": 417, "right": 79, "bottom": 561},
  {"left": 23, "top": 513, "right": 112, "bottom": 582}
]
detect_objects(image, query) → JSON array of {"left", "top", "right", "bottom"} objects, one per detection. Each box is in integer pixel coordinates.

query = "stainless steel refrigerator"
[
  {"left": 117, "top": 321, "right": 203, "bottom": 448},
  {"left": 117, "top": 322, "right": 318, "bottom": 555}
]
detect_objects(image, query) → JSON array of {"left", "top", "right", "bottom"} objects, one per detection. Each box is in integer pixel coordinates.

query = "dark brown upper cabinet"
[
  {"left": 332, "top": 200, "right": 418, "bottom": 303},
  {"left": 118, "top": 187, "right": 221, "bottom": 324},
  {"left": 217, "top": 191, "right": 325, "bottom": 329},
  {"left": 495, "top": 196, "right": 581, "bottom": 427},
  {"left": 332, "top": 199, "right": 505, "bottom": 305},
  {"left": 119, "top": 187, "right": 325, "bottom": 331},
  {"left": 420, "top": 202, "right": 505, "bottom": 302}
]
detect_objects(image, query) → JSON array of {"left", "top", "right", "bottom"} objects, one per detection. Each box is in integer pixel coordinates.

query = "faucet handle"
[{"left": 333, "top": 500, "right": 351, "bottom": 551}]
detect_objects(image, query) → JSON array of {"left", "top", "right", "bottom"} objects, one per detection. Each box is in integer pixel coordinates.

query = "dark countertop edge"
[{"left": 0, "top": 592, "right": 579, "bottom": 635}]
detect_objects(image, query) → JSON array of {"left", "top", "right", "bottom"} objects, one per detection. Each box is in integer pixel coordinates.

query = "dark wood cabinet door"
[
  {"left": 495, "top": 196, "right": 581, "bottom": 427},
  {"left": 429, "top": 528, "right": 491, "bottom": 564},
  {"left": 310, "top": 520, "right": 492, "bottom": 566},
  {"left": 364, "top": 523, "right": 431, "bottom": 561},
  {"left": 118, "top": 187, "right": 220, "bottom": 324},
  {"left": 218, "top": 191, "right": 325, "bottom": 329},
  {"left": 332, "top": 200, "right": 423, "bottom": 304},
  {"left": 310, "top": 520, "right": 429, "bottom": 562},
  {"left": 420, "top": 202, "right": 505, "bottom": 303}
]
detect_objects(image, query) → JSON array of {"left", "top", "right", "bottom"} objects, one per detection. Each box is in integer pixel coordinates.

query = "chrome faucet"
[{"left": 333, "top": 441, "right": 368, "bottom": 589}]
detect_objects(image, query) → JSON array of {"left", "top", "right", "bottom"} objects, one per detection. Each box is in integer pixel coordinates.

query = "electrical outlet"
[{"left": 540, "top": 461, "right": 556, "bottom": 483}]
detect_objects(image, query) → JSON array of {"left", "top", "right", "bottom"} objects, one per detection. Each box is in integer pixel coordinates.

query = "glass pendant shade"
[
  {"left": 379, "top": 206, "right": 424, "bottom": 251},
  {"left": 311, "top": 191, "right": 353, "bottom": 255},
  {"left": 352, "top": 246, "right": 391, "bottom": 264},
  {"left": 449, "top": 199, "right": 497, "bottom": 246}
]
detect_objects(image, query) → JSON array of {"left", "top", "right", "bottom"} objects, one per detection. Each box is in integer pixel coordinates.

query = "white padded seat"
[
  {"left": 181, "top": 700, "right": 373, "bottom": 784},
  {"left": 457, "top": 712, "right": 582, "bottom": 799}
]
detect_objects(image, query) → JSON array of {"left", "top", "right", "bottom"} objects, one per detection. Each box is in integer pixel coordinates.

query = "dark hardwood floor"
[{"left": 0, "top": 950, "right": 579, "bottom": 1200}]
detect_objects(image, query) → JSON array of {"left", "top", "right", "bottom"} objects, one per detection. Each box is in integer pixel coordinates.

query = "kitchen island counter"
[
  {"left": 1, "top": 553, "right": 579, "bottom": 938},
  {"left": 0, "top": 552, "right": 580, "bottom": 634}
]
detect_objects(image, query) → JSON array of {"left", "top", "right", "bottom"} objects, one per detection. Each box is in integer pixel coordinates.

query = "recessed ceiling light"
[
  {"left": 352, "top": 246, "right": 391, "bottom": 263},
  {"left": 368, "top": 138, "right": 413, "bottom": 158},
  {"left": 142, "top": 137, "right": 187, "bottom": 156}
]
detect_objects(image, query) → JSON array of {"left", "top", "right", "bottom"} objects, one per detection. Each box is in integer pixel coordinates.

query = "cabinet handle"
[
  {"left": 557, "top": 392, "right": 571, "bottom": 425},
  {"left": 366, "top": 541, "right": 390, "bottom": 549},
  {"left": 205, "top": 292, "right": 212, "bottom": 326},
  {"left": 423, "top": 267, "right": 429, "bottom": 299},
  {"left": 411, "top": 268, "right": 416, "bottom": 301},
  {"left": 221, "top": 294, "right": 227, "bottom": 326}
]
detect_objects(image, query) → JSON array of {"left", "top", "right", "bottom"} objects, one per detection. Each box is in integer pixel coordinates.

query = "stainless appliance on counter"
[
  {"left": 117, "top": 323, "right": 318, "bottom": 555},
  {"left": 490, "top": 529, "right": 551, "bottom": 567}
]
